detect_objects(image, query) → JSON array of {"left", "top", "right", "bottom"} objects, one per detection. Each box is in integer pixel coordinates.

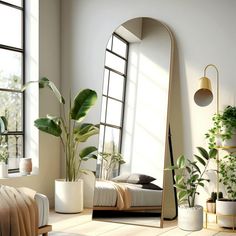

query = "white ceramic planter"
[
  {"left": 178, "top": 205, "right": 203, "bottom": 231},
  {"left": 216, "top": 200, "right": 236, "bottom": 228},
  {"left": 55, "top": 179, "right": 83, "bottom": 213},
  {"left": 0, "top": 162, "right": 8, "bottom": 178},
  {"left": 222, "top": 133, "right": 236, "bottom": 147}
]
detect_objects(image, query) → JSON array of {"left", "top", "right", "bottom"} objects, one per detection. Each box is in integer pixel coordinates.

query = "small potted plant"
[
  {"left": 205, "top": 105, "right": 236, "bottom": 148},
  {"left": 166, "top": 147, "right": 217, "bottom": 231},
  {"left": 216, "top": 153, "right": 236, "bottom": 228}
]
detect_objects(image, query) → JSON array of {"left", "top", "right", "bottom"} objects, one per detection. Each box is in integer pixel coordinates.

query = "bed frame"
[{"left": 38, "top": 225, "right": 52, "bottom": 236}]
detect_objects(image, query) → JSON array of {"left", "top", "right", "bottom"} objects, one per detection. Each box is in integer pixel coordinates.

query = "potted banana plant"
[
  {"left": 166, "top": 147, "right": 217, "bottom": 231},
  {"left": 22, "top": 78, "right": 99, "bottom": 213}
]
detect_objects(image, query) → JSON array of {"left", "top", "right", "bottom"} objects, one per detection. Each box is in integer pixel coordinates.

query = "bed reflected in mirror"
[{"left": 92, "top": 17, "right": 174, "bottom": 228}]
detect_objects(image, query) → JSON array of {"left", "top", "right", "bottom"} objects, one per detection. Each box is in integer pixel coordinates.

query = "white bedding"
[
  {"left": 94, "top": 181, "right": 117, "bottom": 207},
  {"left": 93, "top": 181, "right": 162, "bottom": 208},
  {"left": 35, "top": 193, "right": 49, "bottom": 227},
  {"left": 128, "top": 184, "right": 162, "bottom": 207}
]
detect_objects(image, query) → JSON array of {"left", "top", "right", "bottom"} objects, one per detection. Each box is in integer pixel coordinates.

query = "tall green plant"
[
  {"left": 166, "top": 147, "right": 217, "bottom": 207},
  {"left": 22, "top": 78, "right": 99, "bottom": 181}
]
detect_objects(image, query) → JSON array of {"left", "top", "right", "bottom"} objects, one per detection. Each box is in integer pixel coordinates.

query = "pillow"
[
  {"left": 127, "top": 173, "right": 156, "bottom": 184},
  {"left": 112, "top": 173, "right": 130, "bottom": 182},
  {"left": 141, "top": 183, "right": 162, "bottom": 190}
]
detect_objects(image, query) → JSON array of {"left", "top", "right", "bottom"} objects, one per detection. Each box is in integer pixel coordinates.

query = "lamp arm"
[{"left": 203, "top": 64, "right": 219, "bottom": 114}]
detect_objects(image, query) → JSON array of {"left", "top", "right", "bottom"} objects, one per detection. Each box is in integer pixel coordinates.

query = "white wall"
[
  {"left": 61, "top": 0, "right": 236, "bottom": 215},
  {"left": 0, "top": 0, "right": 61, "bottom": 206}
]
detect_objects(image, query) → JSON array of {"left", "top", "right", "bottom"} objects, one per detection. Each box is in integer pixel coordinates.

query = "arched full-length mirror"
[{"left": 92, "top": 17, "right": 174, "bottom": 228}]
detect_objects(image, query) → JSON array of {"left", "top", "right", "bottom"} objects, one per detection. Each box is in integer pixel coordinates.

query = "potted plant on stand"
[
  {"left": 166, "top": 147, "right": 217, "bottom": 231},
  {"left": 216, "top": 153, "right": 236, "bottom": 228},
  {"left": 206, "top": 105, "right": 236, "bottom": 148},
  {"left": 23, "top": 78, "right": 99, "bottom": 213}
]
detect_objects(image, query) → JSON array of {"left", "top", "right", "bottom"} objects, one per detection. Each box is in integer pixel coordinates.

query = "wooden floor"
[{"left": 48, "top": 209, "right": 235, "bottom": 236}]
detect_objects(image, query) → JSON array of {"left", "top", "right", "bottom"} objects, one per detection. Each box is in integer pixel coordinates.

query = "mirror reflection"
[{"left": 93, "top": 17, "right": 173, "bottom": 228}]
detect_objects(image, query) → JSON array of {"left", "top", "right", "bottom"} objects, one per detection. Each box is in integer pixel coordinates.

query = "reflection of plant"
[
  {"left": 219, "top": 154, "right": 236, "bottom": 200},
  {"left": 100, "top": 142, "right": 125, "bottom": 180},
  {"left": 100, "top": 152, "right": 125, "bottom": 180},
  {"left": 166, "top": 147, "right": 217, "bottom": 207},
  {"left": 23, "top": 77, "right": 99, "bottom": 181},
  {"left": 206, "top": 106, "right": 236, "bottom": 149}
]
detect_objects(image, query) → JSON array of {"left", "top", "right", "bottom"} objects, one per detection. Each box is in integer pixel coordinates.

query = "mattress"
[
  {"left": 35, "top": 193, "right": 49, "bottom": 227},
  {"left": 93, "top": 181, "right": 162, "bottom": 208}
]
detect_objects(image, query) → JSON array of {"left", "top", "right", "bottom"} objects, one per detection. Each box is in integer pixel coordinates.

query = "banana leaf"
[
  {"left": 34, "top": 118, "right": 62, "bottom": 137},
  {"left": 71, "top": 89, "right": 97, "bottom": 122},
  {"left": 74, "top": 123, "right": 99, "bottom": 142}
]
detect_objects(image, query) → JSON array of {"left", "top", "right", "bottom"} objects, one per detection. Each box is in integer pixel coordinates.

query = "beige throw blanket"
[
  {"left": 0, "top": 185, "right": 38, "bottom": 236},
  {"left": 109, "top": 181, "right": 132, "bottom": 210}
]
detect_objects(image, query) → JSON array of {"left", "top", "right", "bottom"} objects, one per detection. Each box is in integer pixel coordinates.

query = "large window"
[
  {"left": 98, "top": 33, "right": 129, "bottom": 177},
  {"left": 0, "top": 0, "right": 25, "bottom": 171}
]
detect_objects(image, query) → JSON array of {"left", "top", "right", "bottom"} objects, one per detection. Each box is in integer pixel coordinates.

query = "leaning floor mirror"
[{"left": 92, "top": 17, "right": 174, "bottom": 228}]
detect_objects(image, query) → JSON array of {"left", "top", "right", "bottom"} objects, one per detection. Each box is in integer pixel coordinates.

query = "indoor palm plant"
[
  {"left": 166, "top": 147, "right": 217, "bottom": 231},
  {"left": 23, "top": 77, "right": 99, "bottom": 212}
]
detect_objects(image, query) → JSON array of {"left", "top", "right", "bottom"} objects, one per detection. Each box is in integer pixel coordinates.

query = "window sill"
[{"left": 0, "top": 172, "right": 34, "bottom": 179}]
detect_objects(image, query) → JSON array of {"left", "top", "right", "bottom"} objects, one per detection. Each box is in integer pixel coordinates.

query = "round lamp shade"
[{"left": 194, "top": 77, "right": 213, "bottom": 106}]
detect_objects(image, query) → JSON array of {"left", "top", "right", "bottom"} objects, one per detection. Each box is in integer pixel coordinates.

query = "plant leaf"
[
  {"left": 71, "top": 89, "right": 97, "bottom": 122},
  {"left": 194, "top": 154, "right": 206, "bottom": 166},
  {"left": 177, "top": 155, "right": 185, "bottom": 169},
  {"left": 74, "top": 123, "right": 99, "bottom": 142},
  {"left": 34, "top": 118, "right": 62, "bottom": 137},
  {"left": 209, "top": 148, "right": 218, "bottom": 159},
  {"left": 177, "top": 190, "right": 187, "bottom": 201},
  {"left": 196, "top": 146, "right": 209, "bottom": 160},
  {"left": 79, "top": 146, "right": 97, "bottom": 158},
  {"left": 174, "top": 184, "right": 186, "bottom": 190},
  {"left": 40, "top": 77, "right": 65, "bottom": 104}
]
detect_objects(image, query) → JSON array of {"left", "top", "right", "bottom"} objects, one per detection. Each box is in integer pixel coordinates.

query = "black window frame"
[
  {"left": 0, "top": 0, "right": 25, "bottom": 173},
  {"left": 100, "top": 33, "right": 129, "bottom": 157}
]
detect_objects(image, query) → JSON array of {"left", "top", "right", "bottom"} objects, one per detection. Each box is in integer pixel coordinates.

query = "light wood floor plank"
[{"left": 48, "top": 209, "right": 236, "bottom": 236}]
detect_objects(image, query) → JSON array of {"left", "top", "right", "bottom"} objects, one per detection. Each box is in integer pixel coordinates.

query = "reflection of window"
[
  {"left": 0, "top": 0, "right": 25, "bottom": 171},
  {"left": 99, "top": 33, "right": 129, "bottom": 156}
]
